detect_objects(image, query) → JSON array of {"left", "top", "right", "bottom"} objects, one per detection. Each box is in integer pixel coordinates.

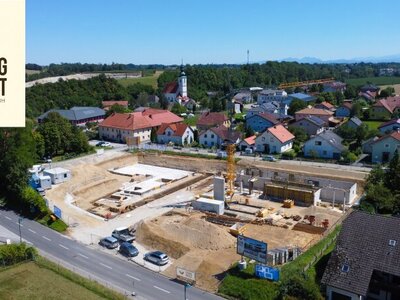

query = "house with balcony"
[
  {"left": 290, "top": 116, "right": 326, "bottom": 136},
  {"left": 303, "top": 130, "right": 344, "bottom": 159},
  {"left": 255, "top": 124, "right": 294, "bottom": 154},
  {"left": 198, "top": 126, "right": 241, "bottom": 148},
  {"left": 156, "top": 123, "right": 194, "bottom": 145}
]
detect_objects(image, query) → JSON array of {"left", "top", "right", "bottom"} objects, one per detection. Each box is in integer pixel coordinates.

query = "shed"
[
  {"left": 43, "top": 167, "right": 71, "bottom": 184},
  {"left": 39, "top": 175, "right": 52, "bottom": 190},
  {"left": 192, "top": 198, "right": 224, "bottom": 215}
]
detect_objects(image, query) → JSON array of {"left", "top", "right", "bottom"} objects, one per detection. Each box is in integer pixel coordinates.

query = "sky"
[{"left": 27, "top": 0, "right": 400, "bottom": 65}]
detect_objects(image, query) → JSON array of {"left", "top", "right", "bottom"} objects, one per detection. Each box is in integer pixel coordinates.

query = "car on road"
[
  {"left": 99, "top": 236, "right": 119, "bottom": 249},
  {"left": 96, "top": 141, "right": 105, "bottom": 146},
  {"left": 102, "top": 142, "right": 112, "bottom": 147},
  {"left": 112, "top": 227, "right": 136, "bottom": 243},
  {"left": 262, "top": 155, "right": 277, "bottom": 162},
  {"left": 144, "top": 251, "right": 169, "bottom": 266},
  {"left": 119, "top": 242, "right": 139, "bottom": 257}
]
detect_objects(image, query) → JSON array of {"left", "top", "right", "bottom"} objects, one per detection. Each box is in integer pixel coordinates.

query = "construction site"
[{"left": 44, "top": 149, "right": 366, "bottom": 291}]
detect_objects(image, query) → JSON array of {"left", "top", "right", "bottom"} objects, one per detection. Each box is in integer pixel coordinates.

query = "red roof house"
[{"left": 197, "top": 112, "right": 230, "bottom": 130}]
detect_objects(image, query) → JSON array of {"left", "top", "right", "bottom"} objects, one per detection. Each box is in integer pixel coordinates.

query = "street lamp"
[
  {"left": 184, "top": 283, "right": 191, "bottom": 300},
  {"left": 18, "top": 217, "right": 23, "bottom": 243}
]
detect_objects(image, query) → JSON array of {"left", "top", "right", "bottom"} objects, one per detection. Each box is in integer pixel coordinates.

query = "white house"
[
  {"left": 303, "top": 131, "right": 345, "bottom": 159},
  {"left": 199, "top": 126, "right": 241, "bottom": 148},
  {"left": 156, "top": 123, "right": 194, "bottom": 145},
  {"left": 370, "top": 131, "right": 400, "bottom": 163},
  {"left": 255, "top": 124, "right": 294, "bottom": 154},
  {"left": 257, "top": 89, "right": 288, "bottom": 105}
]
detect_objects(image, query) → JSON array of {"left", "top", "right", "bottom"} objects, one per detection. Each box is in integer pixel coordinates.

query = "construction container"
[
  {"left": 264, "top": 182, "right": 320, "bottom": 205},
  {"left": 192, "top": 198, "right": 224, "bottom": 215},
  {"left": 283, "top": 199, "right": 294, "bottom": 208},
  {"left": 229, "top": 223, "right": 247, "bottom": 236}
]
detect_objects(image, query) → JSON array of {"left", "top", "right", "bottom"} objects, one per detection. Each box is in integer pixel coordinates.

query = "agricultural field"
[
  {"left": 25, "top": 69, "right": 41, "bottom": 75},
  {"left": 380, "top": 83, "right": 400, "bottom": 95},
  {"left": 0, "top": 262, "right": 117, "bottom": 300},
  {"left": 118, "top": 70, "right": 163, "bottom": 88},
  {"left": 345, "top": 76, "right": 400, "bottom": 86}
]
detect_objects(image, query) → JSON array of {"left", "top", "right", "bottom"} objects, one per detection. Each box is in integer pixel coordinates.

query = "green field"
[
  {"left": 0, "top": 262, "right": 121, "bottom": 300},
  {"left": 363, "top": 120, "right": 382, "bottom": 130},
  {"left": 118, "top": 70, "right": 163, "bottom": 89},
  {"left": 345, "top": 76, "right": 400, "bottom": 86}
]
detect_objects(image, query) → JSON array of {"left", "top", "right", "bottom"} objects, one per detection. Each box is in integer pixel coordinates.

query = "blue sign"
[
  {"left": 237, "top": 235, "right": 268, "bottom": 264},
  {"left": 255, "top": 265, "right": 280, "bottom": 281},
  {"left": 53, "top": 205, "right": 62, "bottom": 219}
]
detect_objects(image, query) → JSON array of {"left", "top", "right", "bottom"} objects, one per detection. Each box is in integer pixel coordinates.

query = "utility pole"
[
  {"left": 184, "top": 283, "right": 191, "bottom": 300},
  {"left": 247, "top": 50, "right": 250, "bottom": 65}
]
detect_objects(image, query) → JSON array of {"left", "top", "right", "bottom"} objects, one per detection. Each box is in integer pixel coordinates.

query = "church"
[{"left": 162, "top": 65, "right": 196, "bottom": 110}]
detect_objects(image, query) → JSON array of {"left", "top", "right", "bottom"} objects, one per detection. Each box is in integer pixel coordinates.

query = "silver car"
[{"left": 144, "top": 251, "right": 169, "bottom": 266}]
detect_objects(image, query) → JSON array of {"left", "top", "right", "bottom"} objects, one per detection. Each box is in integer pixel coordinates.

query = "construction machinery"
[
  {"left": 278, "top": 78, "right": 334, "bottom": 89},
  {"left": 225, "top": 99, "right": 237, "bottom": 201}
]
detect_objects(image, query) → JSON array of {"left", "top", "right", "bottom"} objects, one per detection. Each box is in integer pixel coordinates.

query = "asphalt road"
[{"left": 0, "top": 208, "right": 223, "bottom": 300}]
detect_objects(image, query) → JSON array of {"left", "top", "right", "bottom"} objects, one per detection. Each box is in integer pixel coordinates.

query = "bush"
[
  {"left": 20, "top": 187, "right": 48, "bottom": 218},
  {"left": 0, "top": 243, "right": 37, "bottom": 266},
  {"left": 282, "top": 150, "right": 297, "bottom": 159}
]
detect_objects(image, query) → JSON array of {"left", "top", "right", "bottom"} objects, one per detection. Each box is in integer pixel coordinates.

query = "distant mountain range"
[{"left": 278, "top": 54, "right": 400, "bottom": 64}]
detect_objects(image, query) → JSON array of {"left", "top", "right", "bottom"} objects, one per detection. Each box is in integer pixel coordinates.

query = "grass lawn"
[
  {"left": 345, "top": 76, "right": 400, "bottom": 86},
  {"left": 37, "top": 214, "right": 68, "bottom": 232},
  {"left": 118, "top": 70, "right": 163, "bottom": 89},
  {"left": 0, "top": 262, "right": 120, "bottom": 300},
  {"left": 363, "top": 120, "right": 382, "bottom": 130}
]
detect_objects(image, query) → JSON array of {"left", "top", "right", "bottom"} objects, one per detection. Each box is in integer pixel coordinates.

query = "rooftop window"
[
  {"left": 341, "top": 264, "right": 350, "bottom": 273},
  {"left": 389, "top": 240, "right": 397, "bottom": 247}
]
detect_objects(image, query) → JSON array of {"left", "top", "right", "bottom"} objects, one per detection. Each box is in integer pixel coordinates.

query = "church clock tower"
[{"left": 178, "top": 64, "right": 187, "bottom": 98}]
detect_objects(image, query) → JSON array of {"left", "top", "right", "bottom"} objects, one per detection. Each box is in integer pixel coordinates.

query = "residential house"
[
  {"left": 246, "top": 112, "right": 280, "bottom": 133},
  {"left": 233, "top": 91, "right": 253, "bottom": 103},
  {"left": 102, "top": 100, "right": 129, "bottom": 111},
  {"left": 285, "top": 93, "right": 317, "bottom": 105},
  {"left": 156, "top": 123, "right": 194, "bottom": 145},
  {"left": 314, "top": 101, "right": 335, "bottom": 111},
  {"left": 257, "top": 89, "right": 287, "bottom": 105},
  {"left": 162, "top": 64, "right": 196, "bottom": 107},
  {"left": 322, "top": 81, "right": 346, "bottom": 93},
  {"left": 322, "top": 211, "right": 400, "bottom": 300},
  {"left": 147, "top": 95, "right": 160, "bottom": 104},
  {"left": 255, "top": 124, "right": 294, "bottom": 154},
  {"left": 239, "top": 135, "right": 256, "bottom": 152},
  {"left": 370, "top": 97, "right": 400, "bottom": 120},
  {"left": 303, "top": 130, "right": 344, "bottom": 159},
  {"left": 362, "top": 136, "right": 379, "bottom": 155},
  {"left": 295, "top": 107, "right": 334, "bottom": 123},
  {"left": 199, "top": 126, "right": 241, "bottom": 148},
  {"left": 290, "top": 116, "right": 326, "bottom": 136},
  {"left": 99, "top": 109, "right": 182, "bottom": 143},
  {"left": 37, "top": 106, "right": 105, "bottom": 126},
  {"left": 379, "top": 118, "right": 400, "bottom": 133},
  {"left": 370, "top": 131, "right": 400, "bottom": 163},
  {"left": 246, "top": 101, "right": 288, "bottom": 119},
  {"left": 358, "top": 90, "right": 376, "bottom": 101},
  {"left": 227, "top": 99, "right": 244, "bottom": 114},
  {"left": 197, "top": 112, "right": 230, "bottom": 131},
  {"left": 335, "top": 102, "right": 352, "bottom": 117},
  {"left": 360, "top": 84, "right": 380, "bottom": 93},
  {"left": 344, "top": 116, "right": 363, "bottom": 130}
]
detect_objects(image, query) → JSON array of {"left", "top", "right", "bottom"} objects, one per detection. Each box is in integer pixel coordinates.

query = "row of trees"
[{"left": 362, "top": 152, "right": 400, "bottom": 214}]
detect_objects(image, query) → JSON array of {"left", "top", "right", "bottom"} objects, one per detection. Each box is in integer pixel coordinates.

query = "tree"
[
  {"left": 171, "top": 103, "right": 187, "bottom": 115},
  {"left": 105, "top": 104, "right": 131, "bottom": 117},
  {"left": 350, "top": 102, "right": 362, "bottom": 118},
  {"left": 385, "top": 151, "right": 400, "bottom": 194},
  {"left": 379, "top": 87, "right": 395, "bottom": 98},
  {"left": 33, "top": 131, "right": 45, "bottom": 160},
  {"left": 288, "top": 99, "right": 307, "bottom": 116},
  {"left": 365, "top": 183, "right": 396, "bottom": 213},
  {"left": 344, "top": 85, "right": 358, "bottom": 99},
  {"left": 150, "top": 127, "right": 157, "bottom": 143}
]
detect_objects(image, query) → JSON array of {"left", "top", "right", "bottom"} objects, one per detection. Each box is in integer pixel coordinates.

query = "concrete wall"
[
  {"left": 236, "top": 170, "right": 357, "bottom": 204},
  {"left": 213, "top": 176, "right": 225, "bottom": 201}
]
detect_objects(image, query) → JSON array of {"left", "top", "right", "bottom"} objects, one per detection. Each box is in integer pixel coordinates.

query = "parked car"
[
  {"left": 119, "top": 242, "right": 139, "bottom": 257},
  {"left": 112, "top": 227, "right": 135, "bottom": 243},
  {"left": 99, "top": 236, "right": 119, "bottom": 249},
  {"left": 144, "top": 251, "right": 169, "bottom": 266},
  {"left": 262, "top": 155, "right": 277, "bottom": 162},
  {"left": 102, "top": 142, "right": 112, "bottom": 147},
  {"left": 96, "top": 141, "right": 105, "bottom": 146}
]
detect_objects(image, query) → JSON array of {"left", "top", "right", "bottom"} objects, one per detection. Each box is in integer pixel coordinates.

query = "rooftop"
[
  {"left": 38, "top": 106, "right": 105, "bottom": 121},
  {"left": 156, "top": 122, "right": 190, "bottom": 137},
  {"left": 266, "top": 124, "right": 295, "bottom": 143},
  {"left": 322, "top": 211, "right": 400, "bottom": 296},
  {"left": 197, "top": 112, "right": 228, "bottom": 127},
  {"left": 296, "top": 107, "right": 334, "bottom": 116}
]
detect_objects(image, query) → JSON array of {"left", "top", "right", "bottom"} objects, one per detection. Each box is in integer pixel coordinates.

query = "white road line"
[
  {"left": 59, "top": 244, "right": 69, "bottom": 250},
  {"left": 78, "top": 253, "right": 89, "bottom": 259},
  {"left": 5, "top": 216, "right": 11, "bottom": 220},
  {"left": 28, "top": 229, "right": 36, "bottom": 234},
  {"left": 42, "top": 236, "right": 51, "bottom": 241},
  {"left": 16, "top": 222, "right": 23, "bottom": 227},
  {"left": 125, "top": 274, "right": 141, "bottom": 281},
  {"left": 153, "top": 285, "right": 170, "bottom": 294},
  {"left": 100, "top": 263, "right": 112, "bottom": 270}
]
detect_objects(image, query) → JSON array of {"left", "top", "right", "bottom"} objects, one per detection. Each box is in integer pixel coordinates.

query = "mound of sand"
[{"left": 136, "top": 211, "right": 236, "bottom": 259}]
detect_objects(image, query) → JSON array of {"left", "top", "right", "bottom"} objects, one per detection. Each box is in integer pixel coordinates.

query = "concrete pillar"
[{"left": 213, "top": 176, "right": 225, "bottom": 201}]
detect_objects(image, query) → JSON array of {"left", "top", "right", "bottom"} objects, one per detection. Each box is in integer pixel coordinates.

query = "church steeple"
[{"left": 178, "top": 62, "right": 187, "bottom": 97}]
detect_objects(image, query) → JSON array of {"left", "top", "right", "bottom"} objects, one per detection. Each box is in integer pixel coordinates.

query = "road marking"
[
  {"left": 16, "top": 222, "right": 23, "bottom": 227},
  {"left": 42, "top": 236, "right": 51, "bottom": 241},
  {"left": 153, "top": 285, "right": 170, "bottom": 294},
  {"left": 126, "top": 274, "right": 141, "bottom": 281},
  {"left": 5, "top": 216, "right": 11, "bottom": 220},
  {"left": 28, "top": 229, "right": 36, "bottom": 234},
  {"left": 78, "top": 253, "right": 88, "bottom": 259},
  {"left": 100, "top": 263, "right": 112, "bottom": 270},
  {"left": 59, "top": 244, "right": 69, "bottom": 250}
]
